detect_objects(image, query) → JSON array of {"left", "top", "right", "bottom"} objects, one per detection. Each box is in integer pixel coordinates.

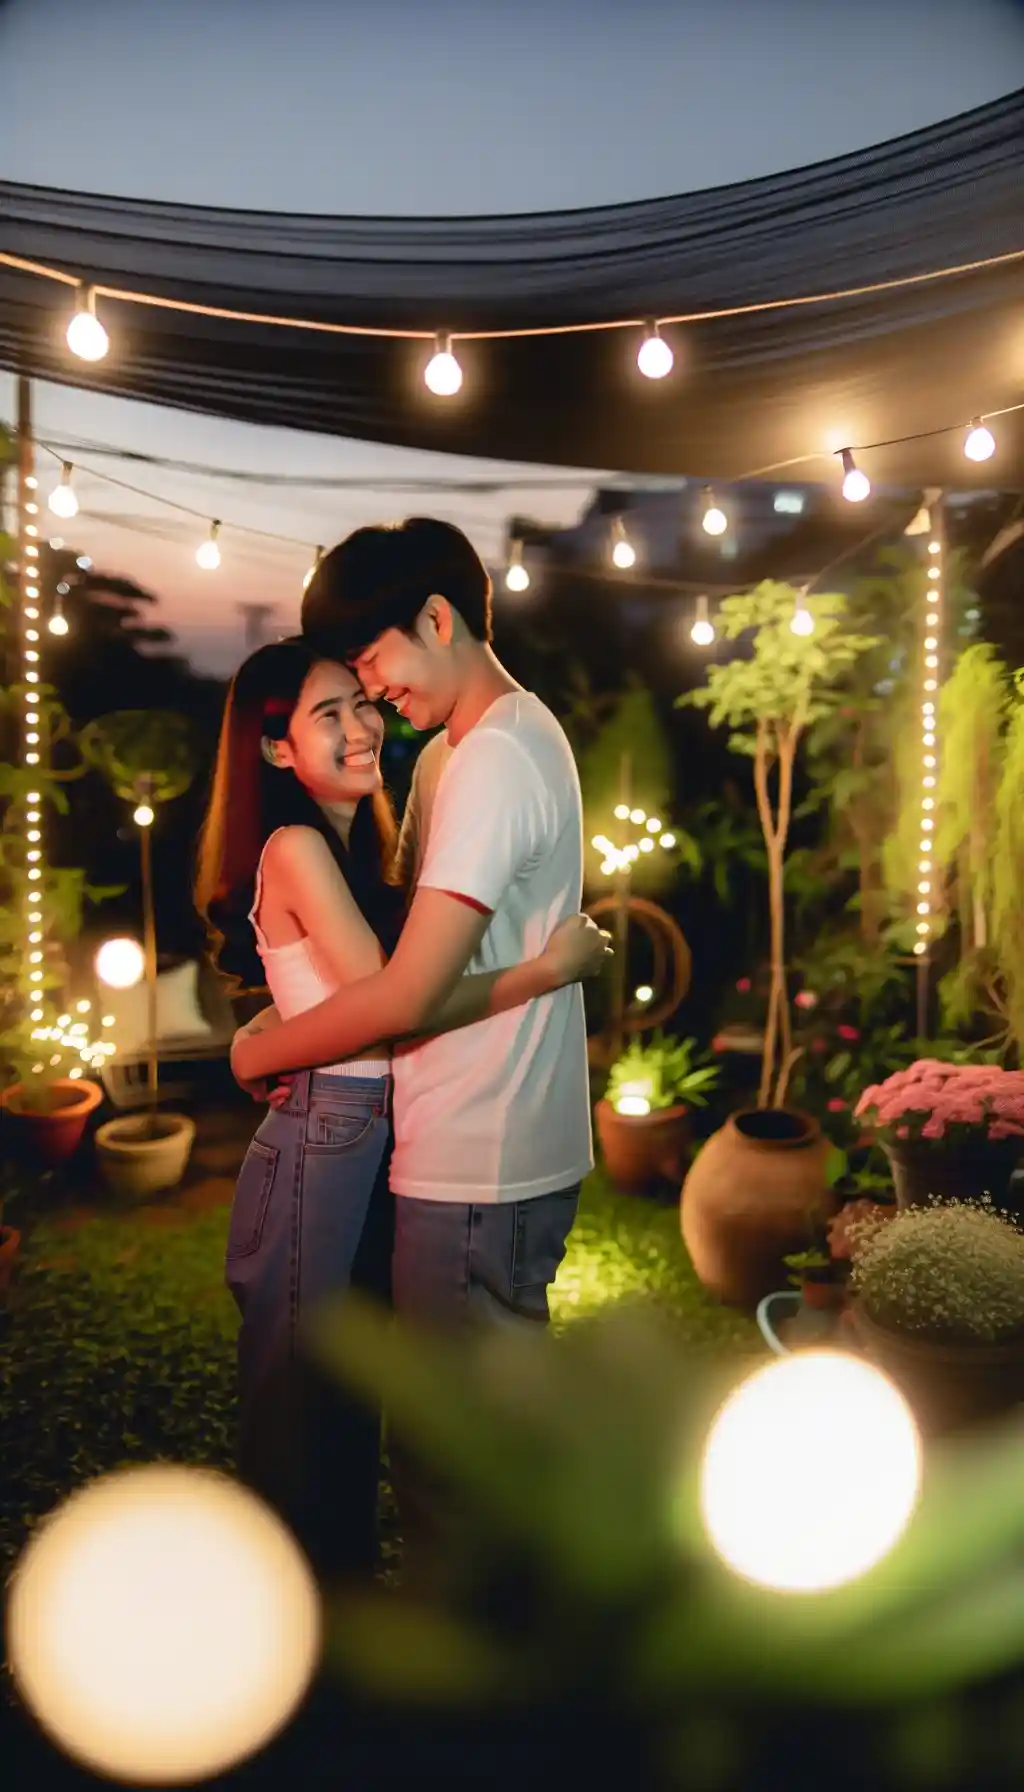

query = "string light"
[
  {"left": 964, "top": 417, "right": 995, "bottom": 462},
  {"left": 690, "top": 593, "right": 715, "bottom": 647},
  {"left": 196, "top": 520, "right": 221, "bottom": 571},
  {"left": 504, "top": 537, "right": 530, "bottom": 592},
  {"left": 133, "top": 803, "right": 155, "bottom": 829},
  {"left": 839, "top": 449, "right": 870, "bottom": 503},
  {"left": 912, "top": 520, "right": 942, "bottom": 957},
  {"left": 424, "top": 332, "right": 462, "bottom": 397},
  {"left": 611, "top": 515, "right": 636, "bottom": 570},
  {"left": 302, "top": 546, "right": 323, "bottom": 591},
  {"left": 701, "top": 488, "right": 728, "bottom": 536},
  {"left": 47, "top": 462, "right": 79, "bottom": 519},
  {"left": 636, "top": 321, "right": 674, "bottom": 380},
  {"left": 591, "top": 810, "right": 678, "bottom": 879},
  {"left": 66, "top": 285, "right": 109, "bottom": 362},
  {"left": 48, "top": 590, "right": 70, "bottom": 637},
  {"left": 790, "top": 601, "right": 815, "bottom": 637}
]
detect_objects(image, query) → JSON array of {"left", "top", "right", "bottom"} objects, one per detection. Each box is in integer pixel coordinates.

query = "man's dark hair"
[{"left": 301, "top": 517, "right": 493, "bottom": 658}]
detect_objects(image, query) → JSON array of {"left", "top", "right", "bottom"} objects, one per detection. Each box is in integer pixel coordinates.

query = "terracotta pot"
[
  {"left": 595, "top": 1099, "right": 692, "bottom": 1194},
  {"left": 0, "top": 1224, "right": 21, "bottom": 1298},
  {"left": 883, "top": 1138, "right": 1022, "bottom": 1219},
  {"left": 801, "top": 1276, "right": 844, "bottom": 1312},
  {"left": 95, "top": 1112, "right": 196, "bottom": 1203},
  {"left": 849, "top": 1301, "right": 1024, "bottom": 1436},
  {"left": 0, "top": 1078, "right": 103, "bottom": 1167},
  {"left": 681, "top": 1108, "right": 835, "bottom": 1310}
]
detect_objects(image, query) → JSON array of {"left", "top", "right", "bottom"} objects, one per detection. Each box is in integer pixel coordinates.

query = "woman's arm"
[{"left": 413, "top": 915, "right": 608, "bottom": 1038}]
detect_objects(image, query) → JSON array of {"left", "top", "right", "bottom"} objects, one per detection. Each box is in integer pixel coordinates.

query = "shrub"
[{"left": 850, "top": 1200, "right": 1024, "bottom": 1345}]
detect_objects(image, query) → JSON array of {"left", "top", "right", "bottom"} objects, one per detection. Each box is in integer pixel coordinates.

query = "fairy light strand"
[{"left": 914, "top": 513, "right": 943, "bottom": 960}]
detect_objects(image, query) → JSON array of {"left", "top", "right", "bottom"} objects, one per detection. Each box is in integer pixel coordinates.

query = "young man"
[{"left": 231, "top": 517, "right": 599, "bottom": 1334}]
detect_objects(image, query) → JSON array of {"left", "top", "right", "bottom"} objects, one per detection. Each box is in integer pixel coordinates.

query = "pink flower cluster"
[{"left": 855, "top": 1062, "right": 1024, "bottom": 1143}]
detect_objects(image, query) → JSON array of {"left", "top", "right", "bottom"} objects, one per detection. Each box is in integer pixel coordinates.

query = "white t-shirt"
[{"left": 390, "top": 691, "right": 594, "bottom": 1204}]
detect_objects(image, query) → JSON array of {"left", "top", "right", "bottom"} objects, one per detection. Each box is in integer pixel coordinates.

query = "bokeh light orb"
[
  {"left": 699, "top": 1351, "right": 921, "bottom": 1593},
  {"left": 94, "top": 937, "right": 145, "bottom": 990},
  {"left": 6, "top": 1465, "right": 320, "bottom": 1785}
]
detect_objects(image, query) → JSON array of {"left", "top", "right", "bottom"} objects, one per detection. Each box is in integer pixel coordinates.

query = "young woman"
[{"left": 195, "top": 638, "right": 603, "bottom": 1581}]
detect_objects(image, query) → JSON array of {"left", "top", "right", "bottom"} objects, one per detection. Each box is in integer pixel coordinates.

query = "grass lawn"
[{"left": 0, "top": 1159, "right": 758, "bottom": 1589}]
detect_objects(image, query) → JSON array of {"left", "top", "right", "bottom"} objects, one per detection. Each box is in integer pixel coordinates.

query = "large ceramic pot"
[
  {"left": 883, "top": 1137, "right": 1022, "bottom": 1220},
  {"left": 681, "top": 1108, "right": 835, "bottom": 1310},
  {"left": 0, "top": 1078, "right": 103, "bottom": 1167},
  {"left": 95, "top": 1112, "right": 196, "bottom": 1203},
  {"left": 594, "top": 1099, "right": 691, "bottom": 1195},
  {"left": 849, "top": 1301, "right": 1024, "bottom": 1436}
]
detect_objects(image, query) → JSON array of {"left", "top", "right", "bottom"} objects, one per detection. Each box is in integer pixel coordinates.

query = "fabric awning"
[{"left": 1, "top": 91, "right": 1022, "bottom": 487}]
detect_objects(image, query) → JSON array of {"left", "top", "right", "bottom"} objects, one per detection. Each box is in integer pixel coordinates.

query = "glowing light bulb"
[
  {"left": 701, "top": 488, "right": 728, "bottom": 536},
  {"left": 659, "top": 832, "right": 676, "bottom": 849},
  {"left": 646, "top": 818, "right": 662, "bottom": 833},
  {"left": 48, "top": 464, "right": 79, "bottom": 519},
  {"left": 616, "top": 1094, "right": 651, "bottom": 1117},
  {"left": 630, "top": 808, "right": 646, "bottom": 824},
  {"left": 611, "top": 518, "right": 636, "bottom": 569},
  {"left": 66, "top": 288, "right": 109, "bottom": 361},
  {"left": 639, "top": 837, "right": 654, "bottom": 853},
  {"left": 505, "top": 540, "right": 530, "bottom": 592},
  {"left": 49, "top": 610, "right": 70, "bottom": 637},
  {"left": 6, "top": 1465, "right": 319, "bottom": 1786},
  {"left": 635, "top": 985, "right": 653, "bottom": 1003},
  {"left": 196, "top": 522, "right": 221, "bottom": 571},
  {"left": 614, "top": 805, "right": 630, "bottom": 821},
  {"left": 790, "top": 606, "right": 814, "bottom": 637},
  {"left": 95, "top": 937, "right": 145, "bottom": 990},
  {"left": 840, "top": 449, "right": 870, "bottom": 503},
  {"left": 914, "top": 941, "right": 927, "bottom": 956},
  {"left": 637, "top": 322, "right": 674, "bottom": 380},
  {"left": 133, "top": 803, "right": 155, "bottom": 828},
  {"left": 424, "top": 333, "right": 462, "bottom": 397},
  {"left": 690, "top": 596, "right": 715, "bottom": 646},
  {"left": 964, "top": 419, "right": 995, "bottom": 462},
  {"left": 699, "top": 1352, "right": 920, "bottom": 1593}
]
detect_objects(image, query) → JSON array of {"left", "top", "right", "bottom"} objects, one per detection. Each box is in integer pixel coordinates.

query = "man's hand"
[{"left": 539, "top": 914, "right": 613, "bottom": 988}]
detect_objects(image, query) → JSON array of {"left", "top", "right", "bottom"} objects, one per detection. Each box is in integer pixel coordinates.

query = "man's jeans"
[
  {"left": 389, "top": 1185, "right": 581, "bottom": 1585},
  {"left": 226, "top": 1070, "right": 393, "bottom": 1583}
]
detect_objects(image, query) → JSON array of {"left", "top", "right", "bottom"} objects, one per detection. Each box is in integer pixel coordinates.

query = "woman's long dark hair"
[{"left": 195, "top": 638, "right": 400, "bottom": 991}]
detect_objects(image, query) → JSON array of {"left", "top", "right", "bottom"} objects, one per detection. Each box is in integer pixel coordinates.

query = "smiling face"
[
  {"left": 266, "top": 660, "right": 384, "bottom": 803},
  {"left": 349, "top": 602, "right": 459, "bottom": 733}
]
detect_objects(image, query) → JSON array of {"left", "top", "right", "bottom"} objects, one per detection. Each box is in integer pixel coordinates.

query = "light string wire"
[{"left": 2, "top": 244, "right": 1023, "bottom": 341}]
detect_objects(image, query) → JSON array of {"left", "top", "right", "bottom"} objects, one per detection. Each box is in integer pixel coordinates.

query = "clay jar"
[{"left": 681, "top": 1108, "right": 835, "bottom": 1310}]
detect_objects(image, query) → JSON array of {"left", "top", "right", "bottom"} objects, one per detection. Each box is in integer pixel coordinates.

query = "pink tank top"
[{"left": 249, "top": 829, "right": 389, "bottom": 1079}]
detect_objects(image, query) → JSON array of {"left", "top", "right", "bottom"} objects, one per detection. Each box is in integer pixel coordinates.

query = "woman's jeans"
[{"left": 226, "top": 1070, "right": 393, "bottom": 1583}]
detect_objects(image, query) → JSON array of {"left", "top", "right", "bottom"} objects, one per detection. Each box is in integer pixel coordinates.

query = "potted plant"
[
  {"left": 677, "top": 585, "right": 879, "bottom": 1308},
  {"left": 595, "top": 1033, "right": 718, "bottom": 1195},
  {"left": 783, "top": 1243, "right": 843, "bottom": 1313},
  {"left": 80, "top": 712, "right": 199, "bottom": 1201},
  {"left": 854, "top": 1061, "right": 1024, "bottom": 1217},
  {"left": 847, "top": 1199, "right": 1024, "bottom": 1434}
]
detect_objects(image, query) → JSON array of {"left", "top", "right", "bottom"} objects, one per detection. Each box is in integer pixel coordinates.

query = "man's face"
[{"left": 349, "top": 610, "right": 455, "bottom": 732}]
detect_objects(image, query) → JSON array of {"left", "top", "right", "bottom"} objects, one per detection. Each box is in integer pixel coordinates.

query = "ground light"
[
  {"left": 5, "top": 1465, "right": 320, "bottom": 1785},
  {"left": 699, "top": 1351, "right": 921, "bottom": 1593}
]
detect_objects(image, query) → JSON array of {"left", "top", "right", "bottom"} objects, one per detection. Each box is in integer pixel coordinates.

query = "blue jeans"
[
  {"left": 226, "top": 1070, "right": 393, "bottom": 1582},
  {"left": 389, "top": 1185, "right": 581, "bottom": 1587}
]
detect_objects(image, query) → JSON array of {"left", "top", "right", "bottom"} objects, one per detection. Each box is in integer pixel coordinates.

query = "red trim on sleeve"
[{"left": 438, "top": 889, "right": 493, "bottom": 917}]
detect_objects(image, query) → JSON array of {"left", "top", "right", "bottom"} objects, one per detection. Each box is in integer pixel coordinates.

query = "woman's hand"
[
  {"left": 539, "top": 914, "right": 613, "bottom": 989},
  {"left": 230, "top": 1028, "right": 267, "bottom": 1101}
]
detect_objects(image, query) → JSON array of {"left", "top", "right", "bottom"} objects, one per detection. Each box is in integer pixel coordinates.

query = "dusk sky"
[{"left": 2, "top": 0, "right": 1021, "bottom": 673}]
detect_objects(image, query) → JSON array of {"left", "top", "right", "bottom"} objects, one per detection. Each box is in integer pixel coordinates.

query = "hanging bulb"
[
  {"left": 196, "top": 521, "right": 222, "bottom": 571},
  {"left": 611, "top": 516, "right": 636, "bottom": 570},
  {"left": 133, "top": 803, "right": 155, "bottom": 829},
  {"left": 505, "top": 539, "right": 530, "bottom": 592},
  {"left": 424, "top": 333, "right": 463, "bottom": 397},
  {"left": 701, "top": 488, "right": 728, "bottom": 536},
  {"left": 964, "top": 418, "right": 995, "bottom": 463},
  {"left": 303, "top": 547, "right": 323, "bottom": 592},
  {"left": 840, "top": 450, "right": 870, "bottom": 503},
  {"left": 690, "top": 594, "right": 715, "bottom": 647},
  {"left": 790, "top": 604, "right": 815, "bottom": 637},
  {"left": 48, "top": 592, "right": 69, "bottom": 637},
  {"left": 66, "top": 286, "right": 109, "bottom": 362},
  {"left": 47, "top": 463, "right": 79, "bottom": 520},
  {"left": 637, "top": 321, "right": 673, "bottom": 381}
]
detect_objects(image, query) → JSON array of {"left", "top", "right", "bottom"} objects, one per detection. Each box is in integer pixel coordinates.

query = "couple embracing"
[{"left": 195, "top": 517, "right": 609, "bottom": 1585}]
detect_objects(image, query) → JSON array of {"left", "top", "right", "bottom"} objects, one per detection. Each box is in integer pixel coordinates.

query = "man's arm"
[{"left": 232, "top": 886, "right": 493, "bottom": 1081}]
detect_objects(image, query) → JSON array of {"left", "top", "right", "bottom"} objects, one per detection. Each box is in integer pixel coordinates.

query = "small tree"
[{"left": 678, "top": 582, "right": 880, "bottom": 1108}]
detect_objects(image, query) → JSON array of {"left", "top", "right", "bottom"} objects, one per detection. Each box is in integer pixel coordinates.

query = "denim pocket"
[
  {"left": 227, "top": 1140, "right": 278, "bottom": 1259},
  {"left": 510, "top": 1188, "right": 581, "bottom": 1295},
  {"left": 309, "top": 1102, "right": 376, "bottom": 1151}
]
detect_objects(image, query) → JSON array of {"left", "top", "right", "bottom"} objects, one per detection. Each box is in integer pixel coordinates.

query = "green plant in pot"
[
  {"left": 595, "top": 1032, "right": 718, "bottom": 1195},
  {"left": 854, "top": 1060, "right": 1024, "bottom": 1219},
  {"left": 676, "top": 584, "right": 880, "bottom": 1308},
  {"left": 79, "top": 711, "right": 199, "bottom": 1201},
  {"left": 847, "top": 1199, "right": 1024, "bottom": 1435}
]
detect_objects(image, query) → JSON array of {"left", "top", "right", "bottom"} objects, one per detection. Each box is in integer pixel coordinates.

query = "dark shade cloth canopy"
[{"left": 1, "top": 91, "right": 1022, "bottom": 488}]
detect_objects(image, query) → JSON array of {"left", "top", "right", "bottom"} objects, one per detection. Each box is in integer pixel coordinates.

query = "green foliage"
[
  {"left": 605, "top": 1033, "right": 720, "bottom": 1112},
  {"left": 935, "top": 644, "right": 1010, "bottom": 950},
  {"left": 79, "top": 709, "right": 199, "bottom": 804},
  {"left": 677, "top": 582, "right": 880, "bottom": 741},
  {"left": 682, "top": 794, "right": 766, "bottom": 907}
]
